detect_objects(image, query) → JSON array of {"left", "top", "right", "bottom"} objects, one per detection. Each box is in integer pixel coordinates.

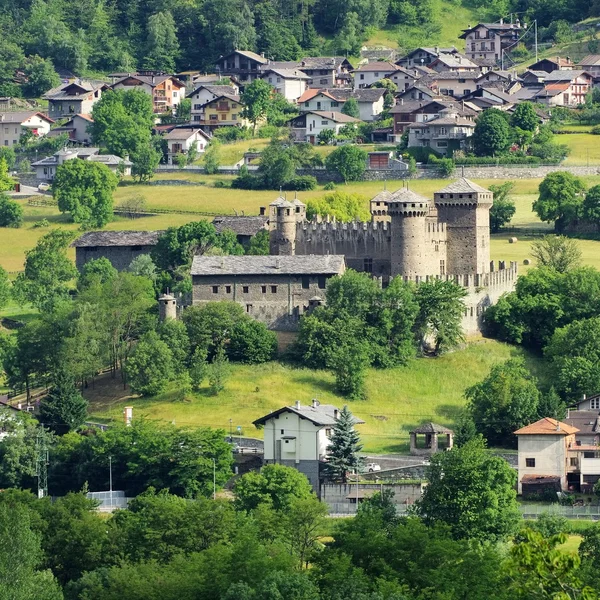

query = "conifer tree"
[
  {"left": 39, "top": 371, "right": 88, "bottom": 435},
  {"left": 326, "top": 405, "right": 363, "bottom": 482}
]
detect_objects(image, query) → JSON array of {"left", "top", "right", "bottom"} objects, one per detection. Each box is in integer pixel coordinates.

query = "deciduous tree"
[
  {"left": 125, "top": 330, "right": 174, "bottom": 396},
  {"left": 533, "top": 171, "right": 586, "bottom": 232},
  {"left": 489, "top": 182, "right": 516, "bottom": 232},
  {"left": 241, "top": 79, "right": 273, "bottom": 134},
  {"left": 473, "top": 108, "right": 511, "bottom": 157},
  {"left": 531, "top": 235, "right": 582, "bottom": 272},
  {"left": 325, "top": 145, "right": 367, "bottom": 182}
]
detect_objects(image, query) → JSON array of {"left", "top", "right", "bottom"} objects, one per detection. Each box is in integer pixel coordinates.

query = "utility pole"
[
  {"left": 535, "top": 20, "right": 538, "bottom": 63},
  {"left": 35, "top": 427, "right": 49, "bottom": 499}
]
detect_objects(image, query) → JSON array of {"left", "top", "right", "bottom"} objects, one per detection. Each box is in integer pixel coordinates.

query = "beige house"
[
  {"left": 260, "top": 69, "right": 309, "bottom": 102},
  {"left": 0, "top": 111, "right": 53, "bottom": 147},
  {"left": 189, "top": 85, "right": 239, "bottom": 124},
  {"left": 289, "top": 110, "right": 362, "bottom": 144},
  {"left": 164, "top": 127, "right": 211, "bottom": 164},
  {"left": 44, "top": 80, "right": 107, "bottom": 119},
  {"left": 460, "top": 22, "right": 522, "bottom": 64},
  {"left": 407, "top": 115, "right": 475, "bottom": 156}
]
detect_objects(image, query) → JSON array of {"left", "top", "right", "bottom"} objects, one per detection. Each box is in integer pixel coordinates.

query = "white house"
[
  {"left": 163, "top": 127, "right": 211, "bottom": 164},
  {"left": 31, "top": 148, "right": 132, "bottom": 181},
  {"left": 253, "top": 400, "right": 364, "bottom": 490},
  {"left": 188, "top": 85, "right": 239, "bottom": 125},
  {"left": 290, "top": 110, "right": 362, "bottom": 144},
  {"left": 260, "top": 68, "right": 309, "bottom": 102},
  {"left": 0, "top": 111, "right": 54, "bottom": 147},
  {"left": 428, "top": 53, "right": 480, "bottom": 73},
  {"left": 298, "top": 89, "right": 385, "bottom": 122},
  {"left": 352, "top": 61, "right": 399, "bottom": 89}
]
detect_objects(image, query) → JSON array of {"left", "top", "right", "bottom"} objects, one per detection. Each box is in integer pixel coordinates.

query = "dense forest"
[{"left": 0, "top": 0, "right": 597, "bottom": 92}]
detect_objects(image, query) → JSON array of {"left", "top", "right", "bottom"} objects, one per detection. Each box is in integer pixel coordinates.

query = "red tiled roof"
[{"left": 514, "top": 417, "right": 579, "bottom": 436}]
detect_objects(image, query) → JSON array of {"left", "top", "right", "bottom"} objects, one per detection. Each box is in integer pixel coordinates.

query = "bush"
[
  {"left": 323, "top": 181, "right": 336, "bottom": 190},
  {"left": 213, "top": 127, "right": 252, "bottom": 142},
  {"left": 0, "top": 195, "right": 23, "bottom": 228},
  {"left": 227, "top": 318, "right": 278, "bottom": 364},
  {"left": 213, "top": 180, "right": 230, "bottom": 188},
  {"left": 591, "top": 125, "right": 600, "bottom": 135},
  {"left": 231, "top": 173, "right": 263, "bottom": 190},
  {"left": 430, "top": 156, "right": 455, "bottom": 176},
  {"left": 403, "top": 146, "right": 441, "bottom": 163},
  {"left": 281, "top": 175, "right": 317, "bottom": 191},
  {"left": 454, "top": 155, "right": 549, "bottom": 165},
  {"left": 325, "top": 145, "right": 367, "bottom": 182},
  {"left": 31, "top": 219, "right": 50, "bottom": 228},
  {"left": 257, "top": 124, "right": 281, "bottom": 138}
]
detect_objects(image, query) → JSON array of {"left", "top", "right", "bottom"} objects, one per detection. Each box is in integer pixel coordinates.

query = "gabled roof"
[
  {"left": 514, "top": 417, "right": 579, "bottom": 436},
  {"left": 44, "top": 80, "right": 107, "bottom": 99},
  {"left": 578, "top": 55, "right": 600, "bottom": 67},
  {"left": 460, "top": 22, "right": 521, "bottom": 38},
  {"left": 544, "top": 70, "right": 590, "bottom": 81},
  {"left": 212, "top": 215, "right": 268, "bottom": 236},
  {"left": 253, "top": 402, "right": 365, "bottom": 427},
  {"left": 399, "top": 47, "right": 458, "bottom": 60},
  {"left": 72, "top": 231, "right": 162, "bottom": 248},
  {"left": 424, "top": 70, "right": 480, "bottom": 81},
  {"left": 191, "top": 254, "right": 346, "bottom": 276},
  {"left": 410, "top": 422, "right": 453, "bottom": 434},
  {"left": 218, "top": 50, "right": 268, "bottom": 64},
  {"left": 390, "top": 188, "right": 430, "bottom": 203},
  {"left": 530, "top": 57, "right": 573, "bottom": 68},
  {"left": 300, "top": 110, "right": 361, "bottom": 123},
  {"left": 564, "top": 411, "right": 600, "bottom": 435},
  {"left": 535, "top": 83, "right": 570, "bottom": 98},
  {"left": 299, "top": 56, "right": 352, "bottom": 69},
  {"left": 408, "top": 116, "right": 475, "bottom": 128},
  {"left": 163, "top": 127, "right": 211, "bottom": 141},
  {"left": 189, "top": 84, "right": 237, "bottom": 97},
  {"left": 112, "top": 74, "right": 185, "bottom": 88},
  {"left": 261, "top": 68, "right": 310, "bottom": 79},
  {"left": 0, "top": 111, "right": 54, "bottom": 124},
  {"left": 298, "top": 88, "right": 385, "bottom": 104},
  {"left": 352, "top": 61, "right": 399, "bottom": 72},
  {"left": 429, "top": 53, "right": 479, "bottom": 70}
]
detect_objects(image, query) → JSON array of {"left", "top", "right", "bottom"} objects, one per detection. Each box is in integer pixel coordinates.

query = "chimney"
[
  {"left": 500, "top": 18, "right": 503, "bottom": 24},
  {"left": 555, "top": 420, "right": 561, "bottom": 432},
  {"left": 152, "top": 75, "right": 155, "bottom": 84},
  {"left": 295, "top": 400, "right": 301, "bottom": 409},
  {"left": 333, "top": 408, "right": 339, "bottom": 420},
  {"left": 312, "top": 399, "right": 320, "bottom": 408}
]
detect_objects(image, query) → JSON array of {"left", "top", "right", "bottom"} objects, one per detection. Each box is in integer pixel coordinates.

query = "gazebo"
[{"left": 409, "top": 422, "right": 454, "bottom": 456}]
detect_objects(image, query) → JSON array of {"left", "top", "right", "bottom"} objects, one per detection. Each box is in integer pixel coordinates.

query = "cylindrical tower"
[
  {"left": 388, "top": 188, "right": 430, "bottom": 278},
  {"left": 158, "top": 293, "right": 177, "bottom": 321},
  {"left": 269, "top": 197, "right": 303, "bottom": 255}
]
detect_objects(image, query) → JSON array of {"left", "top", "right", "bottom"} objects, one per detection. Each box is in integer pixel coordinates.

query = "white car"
[
  {"left": 38, "top": 182, "right": 51, "bottom": 192},
  {"left": 366, "top": 463, "right": 381, "bottom": 472}
]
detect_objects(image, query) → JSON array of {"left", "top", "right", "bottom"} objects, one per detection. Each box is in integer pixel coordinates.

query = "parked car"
[
  {"left": 366, "top": 462, "right": 381, "bottom": 472},
  {"left": 38, "top": 182, "right": 51, "bottom": 192}
]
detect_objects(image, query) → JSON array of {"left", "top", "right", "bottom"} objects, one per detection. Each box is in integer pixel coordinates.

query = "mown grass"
[
  {"left": 86, "top": 339, "right": 535, "bottom": 454},
  {"left": 558, "top": 134, "right": 600, "bottom": 165},
  {"left": 194, "top": 138, "right": 271, "bottom": 167}
]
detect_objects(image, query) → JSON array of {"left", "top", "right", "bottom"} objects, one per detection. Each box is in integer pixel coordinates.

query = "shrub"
[
  {"left": 403, "top": 146, "right": 441, "bottom": 163},
  {"left": 430, "top": 156, "right": 455, "bottom": 177},
  {"left": 32, "top": 219, "right": 50, "bottom": 228},
  {"left": 213, "top": 127, "right": 252, "bottom": 142},
  {"left": 213, "top": 180, "right": 230, "bottom": 188},
  {"left": 0, "top": 195, "right": 23, "bottom": 228},
  {"left": 323, "top": 181, "right": 336, "bottom": 190},
  {"left": 227, "top": 318, "right": 277, "bottom": 363},
  {"left": 231, "top": 173, "right": 262, "bottom": 190},
  {"left": 591, "top": 125, "right": 600, "bottom": 135},
  {"left": 281, "top": 175, "right": 317, "bottom": 191}
]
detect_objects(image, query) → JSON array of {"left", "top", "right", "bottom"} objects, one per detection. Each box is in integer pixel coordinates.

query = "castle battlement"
[{"left": 301, "top": 219, "right": 389, "bottom": 232}]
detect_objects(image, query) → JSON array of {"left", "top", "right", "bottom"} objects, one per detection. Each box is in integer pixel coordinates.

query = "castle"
[{"left": 259, "top": 177, "right": 517, "bottom": 333}]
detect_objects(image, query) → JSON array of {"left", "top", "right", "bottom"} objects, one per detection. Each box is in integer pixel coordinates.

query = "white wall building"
[
  {"left": 254, "top": 400, "right": 364, "bottom": 490},
  {"left": 260, "top": 69, "right": 309, "bottom": 102},
  {"left": 352, "top": 61, "right": 399, "bottom": 89},
  {"left": 0, "top": 111, "right": 53, "bottom": 147},
  {"left": 163, "top": 127, "right": 211, "bottom": 164},
  {"left": 189, "top": 85, "right": 239, "bottom": 124},
  {"left": 290, "top": 110, "right": 362, "bottom": 144}
]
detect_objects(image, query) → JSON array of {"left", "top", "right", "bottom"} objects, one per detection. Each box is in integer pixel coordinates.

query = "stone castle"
[{"left": 267, "top": 178, "right": 517, "bottom": 334}]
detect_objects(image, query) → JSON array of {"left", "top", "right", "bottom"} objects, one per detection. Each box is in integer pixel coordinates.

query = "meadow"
[{"left": 86, "top": 338, "right": 532, "bottom": 453}]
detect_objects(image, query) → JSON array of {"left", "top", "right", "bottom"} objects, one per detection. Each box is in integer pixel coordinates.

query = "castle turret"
[
  {"left": 370, "top": 189, "right": 392, "bottom": 223},
  {"left": 433, "top": 178, "right": 492, "bottom": 275},
  {"left": 158, "top": 293, "right": 177, "bottom": 321},
  {"left": 388, "top": 188, "right": 431, "bottom": 278},
  {"left": 269, "top": 196, "right": 305, "bottom": 255}
]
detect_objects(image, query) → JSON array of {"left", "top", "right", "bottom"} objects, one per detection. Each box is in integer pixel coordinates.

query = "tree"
[
  {"left": 144, "top": 11, "right": 180, "bottom": 72},
  {"left": 472, "top": 108, "right": 511, "bottom": 157},
  {"left": 583, "top": 185, "right": 600, "bottom": 229},
  {"left": 38, "top": 371, "right": 88, "bottom": 435},
  {"left": 90, "top": 89, "right": 155, "bottom": 158},
  {"left": 533, "top": 171, "right": 586, "bottom": 232},
  {"left": 531, "top": 235, "right": 582, "bottom": 272},
  {"left": 329, "top": 320, "right": 370, "bottom": 399},
  {"left": 247, "top": 229, "right": 270, "bottom": 255},
  {"left": 234, "top": 464, "right": 314, "bottom": 511},
  {"left": 341, "top": 97, "right": 360, "bottom": 119},
  {"left": 227, "top": 318, "right": 277, "bottom": 363},
  {"left": 203, "top": 141, "right": 221, "bottom": 174},
  {"left": 22, "top": 55, "right": 60, "bottom": 97},
  {"left": 78, "top": 257, "right": 117, "bottom": 290},
  {"left": 416, "top": 436, "right": 521, "bottom": 542},
  {"left": 0, "top": 266, "right": 10, "bottom": 310},
  {"left": 538, "top": 387, "right": 567, "bottom": 421},
  {"left": 131, "top": 143, "right": 161, "bottom": 183},
  {"left": 326, "top": 406, "right": 363, "bottom": 482},
  {"left": 125, "top": 331, "right": 174, "bottom": 396},
  {"left": 414, "top": 279, "right": 467, "bottom": 355},
  {"left": 258, "top": 139, "right": 297, "bottom": 188},
  {"left": 189, "top": 346, "right": 208, "bottom": 391},
  {"left": 127, "top": 254, "right": 157, "bottom": 281},
  {"left": 488, "top": 182, "right": 516, "bottom": 232},
  {"left": 53, "top": 159, "right": 118, "bottom": 228},
  {"left": 510, "top": 101, "right": 539, "bottom": 132},
  {"left": 0, "top": 504, "right": 62, "bottom": 599},
  {"left": 317, "top": 128, "right": 335, "bottom": 145},
  {"left": 545, "top": 317, "right": 600, "bottom": 401},
  {"left": 177, "top": 98, "right": 191, "bottom": 122},
  {"left": 306, "top": 191, "right": 370, "bottom": 222},
  {"left": 157, "top": 319, "right": 190, "bottom": 374},
  {"left": 0, "top": 158, "right": 14, "bottom": 191},
  {"left": 0, "top": 194, "right": 23, "bottom": 227},
  {"left": 14, "top": 229, "right": 78, "bottom": 312},
  {"left": 242, "top": 79, "right": 273, "bottom": 133},
  {"left": 207, "top": 346, "right": 230, "bottom": 395},
  {"left": 325, "top": 145, "right": 367, "bottom": 182},
  {"left": 284, "top": 496, "right": 329, "bottom": 569},
  {"left": 466, "top": 359, "right": 541, "bottom": 447},
  {"left": 0, "top": 147, "right": 16, "bottom": 170}
]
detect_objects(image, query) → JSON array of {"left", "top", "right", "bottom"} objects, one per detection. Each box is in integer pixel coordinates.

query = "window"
[
  {"left": 209, "top": 114, "right": 218, "bottom": 121},
  {"left": 304, "top": 101, "right": 310, "bottom": 107},
  {"left": 319, "top": 79, "right": 328, "bottom": 85},
  {"left": 302, "top": 276, "right": 310, "bottom": 289},
  {"left": 360, "top": 74, "right": 365, "bottom": 80},
  {"left": 246, "top": 304, "right": 252, "bottom": 313},
  {"left": 194, "top": 104, "right": 202, "bottom": 110},
  {"left": 232, "top": 114, "right": 237, "bottom": 121},
  {"left": 212, "top": 286, "right": 219, "bottom": 294},
  {"left": 364, "top": 258, "right": 373, "bottom": 273},
  {"left": 435, "top": 244, "right": 439, "bottom": 252},
  {"left": 173, "top": 91, "right": 178, "bottom": 98},
  {"left": 220, "top": 113, "right": 227, "bottom": 120},
  {"left": 325, "top": 428, "right": 332, "bottom": 437},
  {"left": 225, "top": 285, "right": 232, "bottom": 294},
  {"left": 43, "top": 167, "right": 48, "bottom": 174},
  {"left": 193, "top": 115, "right": 200, "bottom": 122},
  {"left": 525, "top": 458, "right": 535, "bottom": 468},
  {"left": 318, "top": 276, "right": 326, "bottom": 289},
  {"left": 316, "top": 101, "right": 321, "bottom": 109},
  {"left": 321, "top": 120, "right": 329, "bottom": 125},
  {"left": 440, "top": 260, "right": 446, "bottom": 276},
  {"left": 591, "top": 397, "right": 600, "bottom": 409},
  {"left": 261, "top": 285, "right": 267, "bottom": 294},
  {"left": 242, "top": 286, "right": 249, "bottom": 294},
  {"left": 271, "top": 285, "right": 277, "bottom": 293},
  {"left": 570, "top": 457, "right": 578, "bottom": 467},
  {"left": 281, "top": 429, "right": 284, "bottom": 434},
  {"left": 331, "top": 101, "right": 339, "bottom": 107}
]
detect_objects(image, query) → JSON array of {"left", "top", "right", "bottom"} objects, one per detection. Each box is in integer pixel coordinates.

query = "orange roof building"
[{"left": 514, "top": 417, "right": 579, "bottom": 436}]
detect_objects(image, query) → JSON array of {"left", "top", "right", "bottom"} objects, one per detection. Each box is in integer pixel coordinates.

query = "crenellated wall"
[{"left": 295, "top": 219, "right": 392, "bottom": 277}]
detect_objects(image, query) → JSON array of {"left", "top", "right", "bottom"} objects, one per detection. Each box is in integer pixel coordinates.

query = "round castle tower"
[
  {"left": 269, "top": 196, "right": 306, "bottom": 255},
  {"left": 158, "top": 293, "right": 177, "bottom": 321},
  {"left": 433, "top": 178, "right": 492, "bottom": 276},
  {"left": 388, "top": 188, "right": 431, "bottom": 278}
]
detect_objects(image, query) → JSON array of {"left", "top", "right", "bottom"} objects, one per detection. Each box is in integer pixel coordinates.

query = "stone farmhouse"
[
  {"left": 71, "top": 231, "right": 163, "bottom": 271},
  {"left": 253, "top": 400, "right": 364, "bottom": 491},
  {"left": 0, "top": 111, "right": 53, "bottom": 147},
  {"left": 44, "top": 80, "right": 108, "bottom": 119}
]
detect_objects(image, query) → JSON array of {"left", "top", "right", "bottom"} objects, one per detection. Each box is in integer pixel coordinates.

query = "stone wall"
[{"left": 75, "top": 245, "right": 156, "bottom": 271}]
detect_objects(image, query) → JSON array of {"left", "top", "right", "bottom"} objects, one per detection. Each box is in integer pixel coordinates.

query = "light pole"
[{"left": 229, "top": 418, "right": 233, "bottom": 443}]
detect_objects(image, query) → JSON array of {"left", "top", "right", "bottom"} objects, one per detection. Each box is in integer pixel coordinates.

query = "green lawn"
[
  {"left": 558, "top": 134, "right": 600, "bottom": 166},
  {"left": 194, "top": 138, "right": 271, "bottom": 167},
  {"left": 87, "top": 339, "right": 532, "bottom": 453}
]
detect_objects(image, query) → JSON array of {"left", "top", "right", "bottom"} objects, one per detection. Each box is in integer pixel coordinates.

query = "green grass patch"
[
  {"left": 559, "top": 134, "right": 600, "bottom": 165},
  {"left": 87, "top": 339, "right": 539, "bottom": 454}
]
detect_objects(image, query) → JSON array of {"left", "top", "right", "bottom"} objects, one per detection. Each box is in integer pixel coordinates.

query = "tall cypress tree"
[{"left": 326, "top": 405, "right": 363, "bottom": 482}]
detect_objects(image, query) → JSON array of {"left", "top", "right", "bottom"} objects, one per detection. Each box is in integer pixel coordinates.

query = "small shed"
[{"left": 409, "top": 422, "right": 454, "bottom": 456}]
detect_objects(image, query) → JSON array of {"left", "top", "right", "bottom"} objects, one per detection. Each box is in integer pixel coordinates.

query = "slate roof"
[
  {"left": 514, "top": 417, "right": 579, "bottom": 436},
  {"left": 261, "top": 68, "right": 310, "bottom": 79},
  {"left": 430, "top": 53, "right": 479, "bottom": 69},
  {"left": 163, "top": 127, "right": 210, "bottom": 140},
  {"left": 408, "top": 116, "right": 475, "bottom": 128},
  {"left": 390, "top": 188, "right": 430, "bottom": 203},
  {"left": 410, "top": 422, "right": 453, "bottom": 434},
  {"left": 190, "top": 84, "right": 237, "bottom": 97},
  {"left": 219, "top": 50, "right": 268, "bottom": 64},
  {"left": 298, "top": 88, "right": 385, "bottom": 104},
  {"left": 424, "top": 70, "right": 480, "bottom": 81},
  {"left": 299, "top": 56, "right": 350, "bottom": 69},
  {"left": 72, "top": 231, "right": 163, "bottom": 248},
  {"left": 303, "top": 110, "right": 361, "bottom": 123},
  {"left": 88, "top": 154, "right": 132, "bottom": 166},
  {"left": 190, "top": 254, "right": 346, "bottom": 276},
  {"left": 212, "top": 216, "right": 268, "bottom": 236},
  {"left": 113, "top": 74, "right": 185, "bottom": 88},
  {"left": 544, "top": 70, "right": 589, "bottom": 81},
  {"left": 0, "top": 111, "right": 54, "bottom": 124},
  {"left": 460, "top": 23, "right": 521, "bottom": 38},
  {"left": 436, "top": 178, "right": 489, "bottom": 194},
  {"left": 579, "top": 55, "right": 600, "bottom": 66},
  {"left": 44, "top": 80, "right": 107, "bottom": 99},
  {"left": 352, "top": 61, "right": 399, "bottom": 72},
  {"left": 253, "top": 401, "right": 365, "bottom": 427},
  {"left": 564, "top": 411, "right": 600, "bottom": 436}
]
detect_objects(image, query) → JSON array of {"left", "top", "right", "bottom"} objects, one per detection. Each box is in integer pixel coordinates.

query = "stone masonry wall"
[{"left": 321, "top": 483, "right": 424, "bottom": 514}]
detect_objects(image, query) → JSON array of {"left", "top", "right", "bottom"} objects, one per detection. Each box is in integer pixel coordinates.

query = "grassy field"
[
  {"left": 194, "top": 138, "right": 271, "bottom": 167},
  {"left": 558, "top": 134, "right": 600, "bottom": 165},
  {"left": 86, "top": 338, "right": 531, "bottom": 453}
]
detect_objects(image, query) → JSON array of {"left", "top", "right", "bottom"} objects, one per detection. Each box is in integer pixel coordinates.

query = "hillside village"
[{"left": 3, "top": 2, "right": 600, "bottom": 598}]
